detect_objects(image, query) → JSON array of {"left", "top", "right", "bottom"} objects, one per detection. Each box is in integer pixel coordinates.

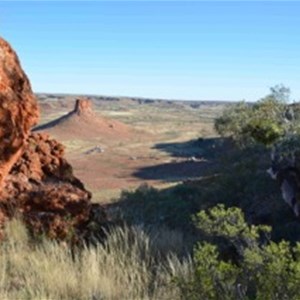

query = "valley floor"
[{"left": 37, "top": 94, "right": 225, "bottom": 202}]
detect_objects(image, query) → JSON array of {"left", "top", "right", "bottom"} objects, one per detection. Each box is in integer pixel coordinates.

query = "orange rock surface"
[
  {"left": 1, "top": 133, "right": 93, "bottom": 240},
  {"left": 0, "top": 38, "right": 39, "bottom": 187}
]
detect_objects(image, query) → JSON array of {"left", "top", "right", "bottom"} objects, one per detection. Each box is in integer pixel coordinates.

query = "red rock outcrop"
[
  {"left": 0, "top": 38, "right": 39, "bottom": 187},
  {"left": 0, "top": 37, "right": 106, "bottom": 241},
  {"left": 74, "top": 98, "right": 93, "bottom": 116},
  {"left": 1, "top": 133, "right": 94, "bottom": 240},
  {"left": 34, "top": 97, "right": 134, "bottom": 140}
]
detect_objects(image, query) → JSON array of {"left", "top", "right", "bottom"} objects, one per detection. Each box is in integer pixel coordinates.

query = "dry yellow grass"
[{"left": 0, "top": 220, "right": 193, "bottom": 300}]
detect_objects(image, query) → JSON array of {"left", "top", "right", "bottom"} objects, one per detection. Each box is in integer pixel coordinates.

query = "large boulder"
[{"left": 0, "top": 38, "right": 39, "bottom": 187}]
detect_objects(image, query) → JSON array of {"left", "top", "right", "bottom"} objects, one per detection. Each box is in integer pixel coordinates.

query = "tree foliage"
[{"left": 214, "top": 85, "right": 296, "bottom": 148}]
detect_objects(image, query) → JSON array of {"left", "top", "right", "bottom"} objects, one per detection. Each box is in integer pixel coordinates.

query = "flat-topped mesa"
[
  {"left": 0, "top": 38, "right": 39, "bottom": 188},
  {"left": 73, "top": 98, "right": 93, "bottom": 116}
]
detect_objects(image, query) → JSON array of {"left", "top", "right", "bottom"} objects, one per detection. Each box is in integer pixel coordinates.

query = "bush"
[
  {"left": 176, "top": 205, "right": 300, "bottom": 300},
  {"left": 115, "top": 184, "right": 201, "bottom": 231}
]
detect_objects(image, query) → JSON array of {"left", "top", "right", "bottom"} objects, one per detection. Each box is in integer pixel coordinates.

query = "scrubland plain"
[{"left": 37, "top": 94, "right": 226, "bottom": 202}]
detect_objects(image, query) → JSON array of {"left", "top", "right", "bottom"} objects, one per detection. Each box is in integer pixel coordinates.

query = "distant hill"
[{"left": 34, "top": 98, "right": 134, "bottom": 140}]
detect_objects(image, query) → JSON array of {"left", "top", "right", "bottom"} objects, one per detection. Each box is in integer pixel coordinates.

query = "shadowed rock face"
[
  {"left": 0, "top": 37, "right": 106, "bottom": 241},
  {"left": 0, "top": 38, "right": 39, "bottom": 187},
  {"left": 1, "top": 133, "right": 93, "bottom": 240}
]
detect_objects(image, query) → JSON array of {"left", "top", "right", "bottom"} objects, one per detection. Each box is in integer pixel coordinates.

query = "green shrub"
[
  {"left": 116, "top": 184, "right": 201, "bottom": 231},
  {"left": 194, "top": 204, "right": 271, "bottom": 250},
  {"left": 176, "top": 242, "right": 240, "bottom": 300},
  {"left": 176, "top": 205, "right": 300, "bottom": 300},
  {"left": 243, "top": 118, "right": 283, "bottom": 146}
]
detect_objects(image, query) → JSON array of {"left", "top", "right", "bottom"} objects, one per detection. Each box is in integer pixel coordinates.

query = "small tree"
[
  {"left": 269, "top": 84, "right": 291, "bottom": 103},
  {"left": 214, "top": 85, "right": 300, "bottom": 151}
]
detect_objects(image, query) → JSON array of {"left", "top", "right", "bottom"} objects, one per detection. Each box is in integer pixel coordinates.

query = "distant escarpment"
[{"left": 0, "top": 37, "right": 106, "bottom": 241}]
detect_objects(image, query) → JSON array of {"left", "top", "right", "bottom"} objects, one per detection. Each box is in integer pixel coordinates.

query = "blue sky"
[{"left": 1, "top": 1, "right": 300, "bottom": 101}]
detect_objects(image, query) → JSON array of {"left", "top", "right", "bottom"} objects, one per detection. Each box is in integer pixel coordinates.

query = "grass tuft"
[{"left": 0, "top": 219, "right": 192, "bottom": 299}]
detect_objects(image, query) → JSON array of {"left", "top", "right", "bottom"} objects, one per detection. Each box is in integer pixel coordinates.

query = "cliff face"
[{"left": 0, "top": 37, "right": 105, "bottom": 241}]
